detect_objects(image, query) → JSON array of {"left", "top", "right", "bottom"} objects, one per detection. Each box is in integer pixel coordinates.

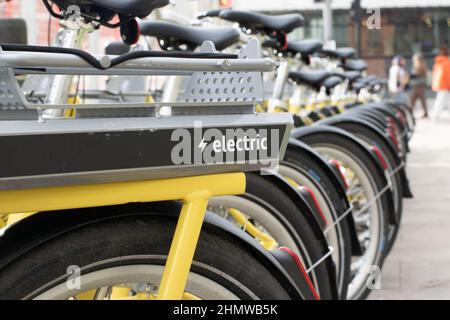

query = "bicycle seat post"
[
  {"left": 268, "top": 60, "right": 290, "bottom": 112},
  {"left": 44, "top": 15, "right": 96, "bottom": 118}
]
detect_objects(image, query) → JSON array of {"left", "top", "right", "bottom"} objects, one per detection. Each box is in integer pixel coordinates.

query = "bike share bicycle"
[{"left": 0, "top": 0, "right": 322, "bottom": 300}]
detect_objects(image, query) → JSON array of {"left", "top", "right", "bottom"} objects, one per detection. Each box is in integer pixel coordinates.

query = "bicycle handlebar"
[{"left": 0, "top": 43, "right": 239, "bottom": 70}]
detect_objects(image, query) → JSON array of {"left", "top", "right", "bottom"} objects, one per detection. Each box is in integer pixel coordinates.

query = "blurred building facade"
[
  {"left": 1, "top": 0, "right": 448, "bottom": 76},
  {"left": 233, "top": 0, "right": 450, "bottom": 76}
]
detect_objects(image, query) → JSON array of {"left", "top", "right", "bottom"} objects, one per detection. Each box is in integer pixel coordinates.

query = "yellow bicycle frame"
[{"left": 0, "top": 173, "right": 246, "bottom": 300}]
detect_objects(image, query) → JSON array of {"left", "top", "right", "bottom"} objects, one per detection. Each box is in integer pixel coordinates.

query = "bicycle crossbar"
[{"left": 0, "top": 173, "right": 246, "bottom": 215}]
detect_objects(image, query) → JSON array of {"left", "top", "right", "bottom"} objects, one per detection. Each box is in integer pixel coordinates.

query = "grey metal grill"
[{"left": 182, "top": 40, "right": 264, "bottom": 103}]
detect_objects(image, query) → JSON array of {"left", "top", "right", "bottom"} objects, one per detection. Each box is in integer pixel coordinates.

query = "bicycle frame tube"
[
  {"left": 44, "top": 20, "right": 94, "bottom": 117},
  {"left": 162, "top": 75, "right": 184, "bottom": 103},
  {"left": 271, "top": 60, "right": 289, "bottom": 101},
  {"left": 268, "top": 60, "right": 289, "bottom": 112},
  {"left": 0, "top": 173, "right": 246, "bottom": 300},
  {"left": 157, "top": 191, "right": 210, "bottom": 300}
]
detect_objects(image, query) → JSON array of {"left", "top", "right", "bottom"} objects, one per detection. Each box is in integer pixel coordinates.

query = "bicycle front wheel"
[{"left": 0, "top": 210, "right": 295, "bottom": 300}]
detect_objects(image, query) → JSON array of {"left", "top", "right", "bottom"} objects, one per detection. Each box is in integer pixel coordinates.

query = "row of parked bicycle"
[{"left": 0, "top": 0, "right": 413, "bottom": 300}]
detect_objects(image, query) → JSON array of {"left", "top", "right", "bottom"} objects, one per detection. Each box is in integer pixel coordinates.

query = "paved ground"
[{"left": 369, "top": 110, "right": 450, "bottom": 300}]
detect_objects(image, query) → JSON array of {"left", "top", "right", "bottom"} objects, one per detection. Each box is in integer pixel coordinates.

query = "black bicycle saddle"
[
  {"left": 140, "top": 21, "right": 240, "bottom": 51},
  {"left": 321, "top": 47, "right": 356, "bottom": 60},
  {"left": 289, "top": 70, "right": 330, "bottom": 91},
  {"left": 219, "top": 10, "right": 303, "bottom": 34},
  {"left": 288, "top": 39, "right": 323, "bottom": 55},
  {"left": 52, "top": 0, "right": 169, "bottom": 18}
]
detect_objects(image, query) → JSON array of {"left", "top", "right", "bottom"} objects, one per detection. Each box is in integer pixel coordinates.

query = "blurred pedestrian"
[
  {"left": 430, "top": 44, "right": 450, "bottom": 122},
  {"left": 389, "top": 55, "right": 410, "bottom": 104},
  {"left": 410, "top": 53, "right": 429, "bottom": 118}
]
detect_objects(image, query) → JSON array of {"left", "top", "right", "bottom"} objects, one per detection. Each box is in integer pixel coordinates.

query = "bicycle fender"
[
  {"left": 0, "top": 201, "right": 305, "bottom": 300},
  {"left": 258, "top": 172, "right": 339, "bottom": 300}
]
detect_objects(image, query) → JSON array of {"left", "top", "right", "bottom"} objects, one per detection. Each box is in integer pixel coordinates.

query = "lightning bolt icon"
[{"left": 198, "top": 138, "right": 208, "bottom": 152}]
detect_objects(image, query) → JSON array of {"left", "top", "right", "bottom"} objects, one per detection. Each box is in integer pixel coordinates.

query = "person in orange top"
[{"left": 431, "top": 44, "right": 450, "bottom": 122}]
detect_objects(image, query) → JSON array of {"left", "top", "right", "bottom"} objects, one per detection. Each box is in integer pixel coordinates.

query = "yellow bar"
[
  {"left": 157, "top": 192, "right": 209, "bottom": 300},
  {"left": 74, "top": 289, "right": 98, "bottom": 300},
  {"left": 6, "top": 212, "right": 35, "bottom": 225},
  {"left": 110, "top": 287, "right": 132, "bottom": 300},
  {"left": 288, "top": 104, "right": 301, "bottom": 114},
  {"left": 228, "top": 208, "right": 278, "bottom": 250},
  {"left": 182, "top": 292, "right": 201, "bottom": 300},
  {"left": 0, "top": 173, "right": 246, "bottom": 215},
  {"left": 0, "top": 214, "right": 7, "bottom": 228},
  {"left": 284, "top": 177, "right": 301, "bottom": 189}
]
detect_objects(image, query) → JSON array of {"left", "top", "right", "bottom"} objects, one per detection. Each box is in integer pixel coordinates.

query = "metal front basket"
[{"left": 0, "top": 40, "right": 293, "bottom": 190}]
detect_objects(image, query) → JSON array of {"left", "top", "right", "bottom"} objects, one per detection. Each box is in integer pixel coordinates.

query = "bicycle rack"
[{"left": 0, "top": 40, "right": 293, "bottom": 191}]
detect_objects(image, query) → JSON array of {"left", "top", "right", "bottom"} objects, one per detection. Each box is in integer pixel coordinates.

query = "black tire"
[
  {"left": 0, "top": 212, "right": 294, "bottom": 300},
  {"left": 210, "top": 173, "right": 336, "bottom": 300},
  {"left": 297, "top": 130, "right": 391, "bottom": 300},
  {"left": 282, "top": 145, "right": 352, "bottom": 299}
]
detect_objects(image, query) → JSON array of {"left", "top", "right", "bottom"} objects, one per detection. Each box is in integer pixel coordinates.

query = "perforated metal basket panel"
[
  {"left": 0, "top": 67, "right": 28, "bottom": 111},
  {"left": 182, "top": 40, "right": 264, "bottom": 103}
]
